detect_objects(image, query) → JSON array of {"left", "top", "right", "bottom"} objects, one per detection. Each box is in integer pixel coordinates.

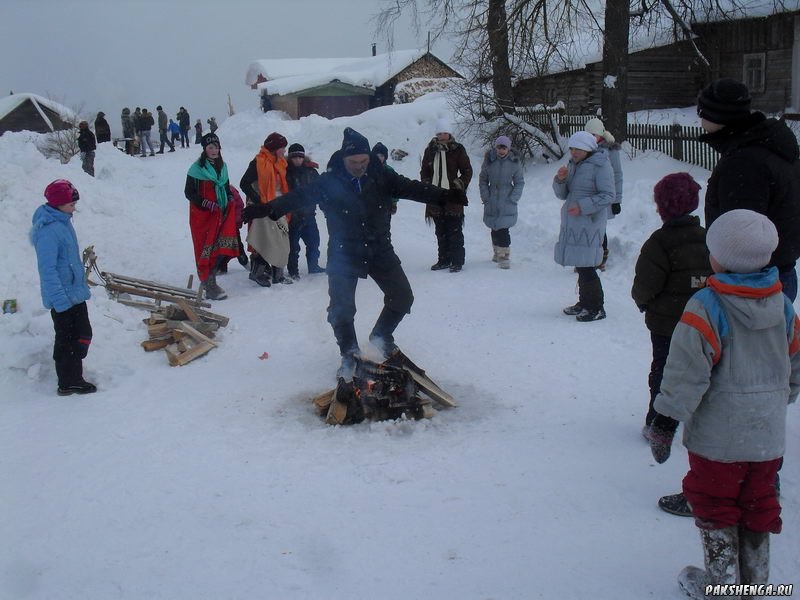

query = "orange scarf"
[{"left": 255, "top": 147, "right": 288, "bottom": 204}]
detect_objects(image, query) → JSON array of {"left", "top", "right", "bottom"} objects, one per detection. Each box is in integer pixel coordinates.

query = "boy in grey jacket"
[{"left": 649, "top": 209, "right": 800, "bottom": 599}]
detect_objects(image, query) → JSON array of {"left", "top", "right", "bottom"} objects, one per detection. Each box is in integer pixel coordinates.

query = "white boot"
[
  {"left": 498, "top": 247, "right": 510, "bottom": 269},
  {"left": 492, "top": 245, "right": 501, "bottom": 263}
]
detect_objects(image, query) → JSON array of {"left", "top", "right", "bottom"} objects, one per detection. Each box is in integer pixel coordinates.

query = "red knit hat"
[
  {"left": 653, "top": 173, "right": 700, "bottom": 220},
  {"left": 44, "top": 179, "right": 79, "bottom": 207},
  {"left": 263, "top": 132, "right": 288, "bottom": 152}
]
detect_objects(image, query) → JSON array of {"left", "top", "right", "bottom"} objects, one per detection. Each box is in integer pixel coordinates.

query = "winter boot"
[
  {"left": 498, "top": 247, "right": 510, "bottom": 269},
  {"left": 678, "top": 527, "right": 740, "bottom": 600},
  {"left": 492, "top": 245, "right": 501, "bottom": 263},
  {"left": 659, "top": 492, "right": 693, "bottom": 517},
  {"left": 368, "top": 307, "right": 405, "bottom": 358},
  {"left": 237, "top": 241, "right": 249, "bottom": 267},
  {"left": 58, "top": 380, "right": 97, "bottom": 396},
  {"left": 431, "top": 259, "right": 451, "bottom": 271},
  {"left": 307, "top": 263, "right": 326, "bottom": 274},
  {"left": 739, "top": 527, "right": 769, "bottom": 598},
  {"left": 575, "top": 307, "right": 607, "bottom": 322},
  {"left": 576, "top": 277, "right": 605, "bottom": 321},
  {"left": 203, "top": 272, "right": 228, "bottom": 300},
  {"left": 249, "top": 256, "right": 271, "bottom": 287},
  {"left": 272, "top": 266, "right": 293, "bottom": 285},
  {"left": 563, "top": 302, "right": 583, "bottom": 316},
  {"left": 333, "top": 322, "right": 360, "bottom": 380},
  {"left": 449, "top": 264, "right": 462, "bottom": 273}
]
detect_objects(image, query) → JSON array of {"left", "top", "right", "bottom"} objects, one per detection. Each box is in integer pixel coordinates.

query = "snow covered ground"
[{"left": 1, "top": 95, "right": 797, "bottom": 599}]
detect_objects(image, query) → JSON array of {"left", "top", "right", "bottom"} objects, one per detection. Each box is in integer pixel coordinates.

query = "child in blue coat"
[{"left": 30, "top": 180, "right": 96, "bottom": 395}]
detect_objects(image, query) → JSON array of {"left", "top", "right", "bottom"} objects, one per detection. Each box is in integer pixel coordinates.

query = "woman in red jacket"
[{"left": 183, "top": 133, "right": 239, "bottom": 300}]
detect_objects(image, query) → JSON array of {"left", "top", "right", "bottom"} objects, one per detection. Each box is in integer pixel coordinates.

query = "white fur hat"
[
  {"left": 567, "top": 131, "right": 598, "bottom": 153},
  {"left": 706, "top": 209, "right": 778, "bottom": 273},
  {"left": 435, "top": 117, "right": 452, "bottom": 135},
  {"left": 584, "top": 118, "right": 616, "bottom": 144}
]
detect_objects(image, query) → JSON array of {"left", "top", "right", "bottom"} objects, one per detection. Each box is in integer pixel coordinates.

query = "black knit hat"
[
  {"left": 287, "top": 143, "right": 305, "bottom": 158},
  {"left": 341, "top": 127, "right": 370, "bottom": 156},
  {"left": 697, "top": 78, "right": 751, "bottom": 125},
  {"left": 372, "top": 142, "right": 388, "bottom": 158},
  {"left": 263, "top": 132, "right": 288, "bottom": 152},
  {"left": 201, "top": 133, "right": 220, "bottom": 148}
]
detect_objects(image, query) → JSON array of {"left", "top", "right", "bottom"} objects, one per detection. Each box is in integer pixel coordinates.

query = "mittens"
[
  {"left": 242, "top": 203, "right": 272, "bottom": 223},
  {"left": 611, "top": 203, "right": 622, "bottom": 215},
  {"left": 649, "top": 413, "right": 679, "bottom": 464}
]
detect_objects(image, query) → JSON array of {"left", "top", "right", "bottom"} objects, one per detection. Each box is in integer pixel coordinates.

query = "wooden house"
[
  {"left": 0, "top": 93, "right": 73, "bottom": 135},
  {"left": 245, "top": 50, "right": 461, "bottom": 120},
  {"left": 513, "top": 9, "right": 800, "bottom": 114}
]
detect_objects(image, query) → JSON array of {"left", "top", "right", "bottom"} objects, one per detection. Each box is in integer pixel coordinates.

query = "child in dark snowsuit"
[{"left": 31, "top": 180, "right": 96, "bottom": 395}]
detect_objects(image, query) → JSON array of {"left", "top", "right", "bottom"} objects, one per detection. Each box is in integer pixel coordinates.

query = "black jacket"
[
  {"left": 94, "top": 116, "right": 111, "bottom": 143},
  {"left": 179, "top": 110, "right": 190, "bottom": 130},
  {"left": 286, "top": 160, "right": 320, "bottom": 220},
  {"left": 78, "top": 128, "right": 96, "bottom": 152},
  {"left": 268, "top": 152, "right": 444, "bottom": 277},
  {"left": 631, "top": 215, "right": 712, "bottom": 337},
  {"left": 702, "top": 112, "right": 800, "bottom": 270}
]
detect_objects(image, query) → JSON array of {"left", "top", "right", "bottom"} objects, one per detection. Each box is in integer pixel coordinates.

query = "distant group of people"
[
  {"left": 31, "top": 76, "right": 800, "bottom": 599},
  {"left": 117, "top": 106, "right": 215, "bottom": 157}
]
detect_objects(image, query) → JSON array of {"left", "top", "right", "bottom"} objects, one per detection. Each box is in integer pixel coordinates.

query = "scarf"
[
  {"left": 431, "top": 142, "right": 450, "bottom": 189},
  {"left": 255, "top": 148, "right": 288, "bottom": 204},
  {"left": 188, "top": 159, "right": 229, "bottom": 211}
]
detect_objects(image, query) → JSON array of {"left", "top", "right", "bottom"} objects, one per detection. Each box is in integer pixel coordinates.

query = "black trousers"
[
  {"left": 327, "top": 264, "right": 413, "bottom": 353},
  {"left": 646, "top": 333, "right": 671, "bottom": 426},
  {"left": 491, "top": 228, "right": 510, "bottom": 248},
  {"left": 51, "top": 302, "right": 92, "bottom": 387},
  {"left": 576, "top": 267, "right": 604, "bottom": 310},
  {"left": 288, "top": 216, "right": 321, "bottom": 275},
  {"left": 433, "top": 215, "right": 465, "bottom": 266}
]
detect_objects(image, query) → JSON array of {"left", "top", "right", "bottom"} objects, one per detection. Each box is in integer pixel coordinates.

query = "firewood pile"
[
  {"left": 313, "top": 351, "right": 457, "bottom": 425},
  {"left": 82, "top": 246, "right": 229, "bottom": 366}
]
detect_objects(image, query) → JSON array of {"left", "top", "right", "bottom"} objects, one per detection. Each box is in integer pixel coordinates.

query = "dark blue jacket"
[{"left": 270, "top": 152, "right": 444, "bottom": 277}]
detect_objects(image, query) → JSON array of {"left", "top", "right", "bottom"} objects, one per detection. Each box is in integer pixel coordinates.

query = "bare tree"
[{"left": 37, "top": 97, "right": 84, "bottom": 164}]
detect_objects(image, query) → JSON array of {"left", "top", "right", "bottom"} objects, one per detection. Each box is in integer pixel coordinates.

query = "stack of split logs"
[{"left": 82, "top": 247, "right": 228, "bottom": 366}]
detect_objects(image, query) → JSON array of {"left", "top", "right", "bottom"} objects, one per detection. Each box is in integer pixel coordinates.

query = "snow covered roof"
[
  {"left": 0, "top": 93, "right": 75, "bottom": 131},
  {"left": 246, "top": 49, "right": 430, "bottom": 96}
]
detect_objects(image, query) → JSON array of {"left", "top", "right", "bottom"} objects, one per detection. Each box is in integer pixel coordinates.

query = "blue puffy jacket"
[{"left": 30, "top": 204, "right": 91, "bottom": 312}]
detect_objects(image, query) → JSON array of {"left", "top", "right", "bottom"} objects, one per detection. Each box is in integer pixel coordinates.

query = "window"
[{"left": 742, "top": 53, "right": 766, "bottom": 93}]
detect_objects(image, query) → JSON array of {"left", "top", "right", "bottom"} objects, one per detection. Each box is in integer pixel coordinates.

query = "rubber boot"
[
  {"left": 368, "top": 307, "right": 405, "bottom": 358},
  {"left": 678, "top": 527, "right": 740, "bottom": 600},
  {"left": 739, "top": 527, "right": 769, "bottom": 599}
]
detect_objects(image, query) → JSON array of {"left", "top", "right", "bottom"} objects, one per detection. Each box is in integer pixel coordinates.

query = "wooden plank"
[
  {"left": 176, "top": 298, "right": 201, "bottom": 323},
  {"left": 164, "top": 344, "right": 181, "bottom": 366},
  {"left": 404, "top": 368, "right": 457, "bottom": 408},
  {"left": 106, "top": 282, "right": 211, "bottom": 308},
  {"left": 179, "top": 321, "right": 219, "bottom": 347},
  {"left": 118, "top": 298, "right": 161, "bottom": 311},
  {"left": 171, "top": 341, "right": 215, "bottom": 366},
  {"left": 104, "top": 272, "right": 199, "bottom": 297},
  {"left": 312, "top": 389, "right": 335, "bottom": 412},
  {"left": 141, "top": 338, "right": 172, "bottom": 352}
]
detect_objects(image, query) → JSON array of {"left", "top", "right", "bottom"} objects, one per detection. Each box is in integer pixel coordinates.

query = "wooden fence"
[{"left": 517, "top": 109, "right": 718, "bottom": 170}]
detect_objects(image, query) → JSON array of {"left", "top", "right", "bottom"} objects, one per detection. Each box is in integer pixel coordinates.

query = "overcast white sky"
[{"left": 1, "top": 0, "right": 454, "bottom": 135}]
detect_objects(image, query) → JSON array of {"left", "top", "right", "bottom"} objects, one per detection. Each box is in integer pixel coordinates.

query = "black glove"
[
  {"left": 649, "top": 413, "right": 679, "bottom": 464},
  {"left": 242, "top": 203, "right": 273, "bottom": 223},
  {"left": 611, "top": 202, "right": 621, "bottom": 215}
]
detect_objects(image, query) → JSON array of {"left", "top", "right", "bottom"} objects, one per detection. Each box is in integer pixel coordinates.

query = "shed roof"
[{"left": 0, "top": 93, "right": 75, "bottom": 130}]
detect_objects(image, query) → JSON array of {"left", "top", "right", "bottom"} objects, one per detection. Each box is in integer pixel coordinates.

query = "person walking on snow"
[
  {"left": 479, "top": 135, "right": 524, "bottom": 269},
  {"left": 584, "top": 118, "right": 622, "bottom": 270},
  {"left": 554, "top": 131, "right": 615, "bottom": 322},
  {"left": 285, "top": 143, "right": 325, "bottom": 279},
  {"left": 77, "top": 121, "right": 96, "bottom": 177},
  {"left": 178, "top": 106, "right": 191, "bottom": 148},
  {"left": 420, "top": 117, "right": 473, "bottom": 273},
  {"left": 648, "top": 210, "right": 799, "bottom": 599},
  {"left": 94, "top": 111, "right": 111, "bottom": 143},
  {"left": 156, "top": 105, "right": 175, "bottom": 153},
  {"left": 183, "top": 133, "right": 239, "bottom": 300},
  {"left": 31, "top": 180, "right": 96, "bottom": 396},
  {"left": 242, "top": 127, "right": 466, "bottom": 378},
  {"left": 139, "top": 108, "right": 155, "bottom": 157}
]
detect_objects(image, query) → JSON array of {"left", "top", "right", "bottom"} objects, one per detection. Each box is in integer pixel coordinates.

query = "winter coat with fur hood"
[{"left": 479, "top": 147, "right": 524, "bottom": 230}]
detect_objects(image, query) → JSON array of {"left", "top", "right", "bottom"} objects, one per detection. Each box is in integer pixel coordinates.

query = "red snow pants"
[{"left": 683, "top": 452, "right": 782, "bottom": 533}]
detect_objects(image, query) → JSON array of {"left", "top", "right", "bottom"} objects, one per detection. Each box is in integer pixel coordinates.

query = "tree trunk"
[
  {"left": 487, "top": 0, "right": 515, "bottom": 115},
  {"left": 601, "top": 0, "right": 630, "bottom": 142}
]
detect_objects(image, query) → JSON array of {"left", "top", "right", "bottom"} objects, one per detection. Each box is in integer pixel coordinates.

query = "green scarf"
[{"left": 188, "top": 159, "right": 229, "bottom": 211}]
